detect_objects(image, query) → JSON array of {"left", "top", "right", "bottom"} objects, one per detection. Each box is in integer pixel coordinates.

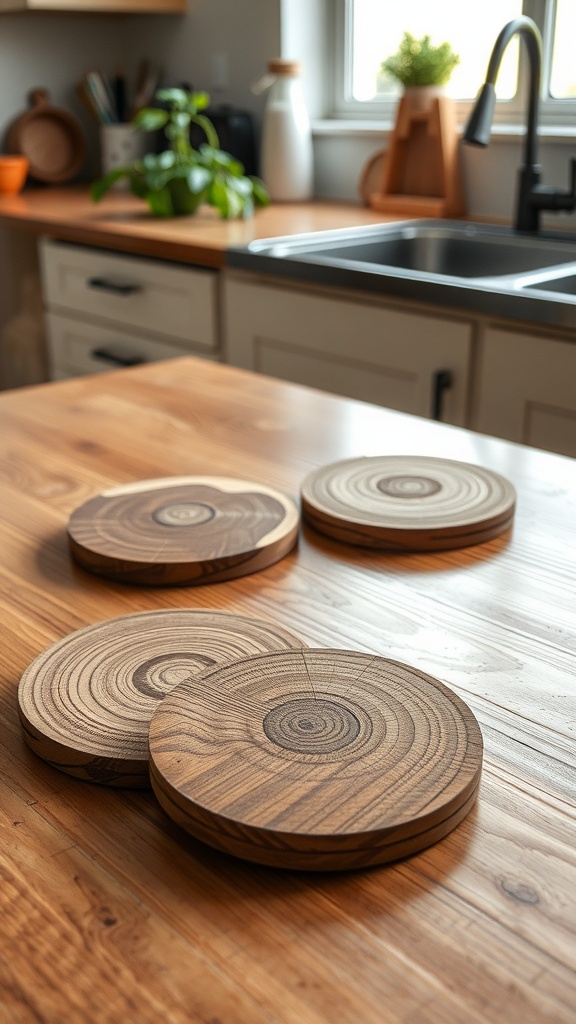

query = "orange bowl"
[{"left": 0, "top": 155, "right": 30, "bottom": 194}]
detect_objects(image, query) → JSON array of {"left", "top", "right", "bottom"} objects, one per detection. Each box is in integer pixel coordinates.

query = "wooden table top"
[
  {"left": 0, "top": 187, "right": 390, "bottom": 267},
  {"left": 0, "top": 357, "right": 574, "bottom": 1023}
]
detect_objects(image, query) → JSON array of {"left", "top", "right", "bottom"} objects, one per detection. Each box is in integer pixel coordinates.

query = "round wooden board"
[
  {"left": 68, "top": 476, "right": 299, "bottom": 585},
  {"left": 17, "top": 609, "right": 305, "bottom": 788},
  {"left": 6, "top": 88, "right": 86, "bottom": 183},
  {"left": 149, "top": 648, "right": 483, "bottom": 871},
  {"left": 301, "top": 456, "right": 516, "bottom": 551}
]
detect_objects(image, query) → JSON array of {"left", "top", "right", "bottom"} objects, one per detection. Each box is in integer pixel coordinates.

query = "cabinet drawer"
[
  {"left": 45, "top": 312, "right": 217, "bottom": 379},
  {"left": 40, "top": 238, "right": 217, "bottom": 350}
]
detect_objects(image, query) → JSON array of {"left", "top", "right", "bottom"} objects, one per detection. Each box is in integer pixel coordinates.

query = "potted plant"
[
  {"left": 380, "top": 32, "right": 460, "bottom": 93},
  {"left": 91, "top": 88, "right": 269, "bottom": 219}
]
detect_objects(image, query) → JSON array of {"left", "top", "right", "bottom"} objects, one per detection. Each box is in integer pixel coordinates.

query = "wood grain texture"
[
  {"left": 149, "top": 648, "right": 483, "bottom": 870},
  {"left": 0, "top": 189, "right": 391, "bottom": 267},
  {"left": 0, "top": 357, "right": 575, "bottom": 1024},
  {"left": 18, "top": 609, "right": 304, "bottom": 787},
  {"left": 301, "top": 455, "right": 516, "bottom": 550},
  {"left": 68, "top": 475, "right": 299, "bottom": 585}
]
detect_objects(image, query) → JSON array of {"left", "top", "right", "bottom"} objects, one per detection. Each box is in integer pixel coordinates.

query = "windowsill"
[{"left": 312, "top": 119, "right": 576, "bottom": 143}]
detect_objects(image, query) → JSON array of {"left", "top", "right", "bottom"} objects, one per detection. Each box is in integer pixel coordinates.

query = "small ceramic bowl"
[{"left": 0, "top": 155, "right": 30, "bottom": 194}]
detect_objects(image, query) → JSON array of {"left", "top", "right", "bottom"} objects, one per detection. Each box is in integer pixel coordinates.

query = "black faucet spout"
[{"left": 463, "top": 15, "right": 576, "bottom": 232}]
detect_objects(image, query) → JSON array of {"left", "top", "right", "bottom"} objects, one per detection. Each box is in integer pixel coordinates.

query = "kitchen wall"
[{"left": 0, "top": 2, "right": 279, "bottom": 180}]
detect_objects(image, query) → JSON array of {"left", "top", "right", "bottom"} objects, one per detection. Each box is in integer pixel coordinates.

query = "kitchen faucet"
[{"left": 462, "top": 15, "right": 576, "bottom": 232}]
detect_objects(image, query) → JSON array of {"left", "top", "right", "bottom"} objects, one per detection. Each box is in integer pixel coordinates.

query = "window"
[{"left": 332, "top": 0, "right": 576, "bottom": 127}]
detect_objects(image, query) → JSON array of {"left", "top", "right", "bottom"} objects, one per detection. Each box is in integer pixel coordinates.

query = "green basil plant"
[{"left": 91, "top": 88, "right": 269, "bottom": 219}]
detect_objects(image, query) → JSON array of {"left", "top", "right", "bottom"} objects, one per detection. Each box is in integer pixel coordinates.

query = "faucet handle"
[{"left": 530, "top": 159, "right": 576, "bottom": 214}]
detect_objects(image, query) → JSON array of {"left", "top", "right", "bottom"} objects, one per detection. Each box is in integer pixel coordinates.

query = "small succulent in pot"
[
  {"left": 91, "top": 88, "right": 269, "bottom": 219},
  {"left": 381, "top": 32, "right": 460, "bottom": 88}
]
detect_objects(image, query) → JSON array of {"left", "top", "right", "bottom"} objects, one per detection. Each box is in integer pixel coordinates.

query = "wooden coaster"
[
  {"left": 68, "top": 476, "right": 299, "bottom": 585},
  {"left": 17, "top": 609, "right": 304, "bottom": 788},
  {"left": 149, "top": 648, "right": 483, "bottom": 870},
  {"left": 301, "top": 456, "right": 516, "bottom": 551}
]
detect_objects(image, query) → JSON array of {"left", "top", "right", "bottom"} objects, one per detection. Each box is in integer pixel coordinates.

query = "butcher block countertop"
[
  {"left": 0, "top": 356, "right": 574, "bottom": 1023},
  {"left": 0, "top": 186, "right": 391, "bottom": 267}
]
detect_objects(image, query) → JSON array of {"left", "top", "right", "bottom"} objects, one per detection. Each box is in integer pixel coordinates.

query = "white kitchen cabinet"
[
  {"left": 473, "top": 326, "right": 576, "bottom": 458},
  {"left": 222, "top": 273, "right": 473, "bottom": 426},
  {"left": 40, "top": 237, "right": 218, "bottom": 380}
]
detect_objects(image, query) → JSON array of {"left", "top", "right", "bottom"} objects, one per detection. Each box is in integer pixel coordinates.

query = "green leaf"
[
  {"left": 186, "top": 166, "right": 212, "bottom": 194},
  {"left": 190, "top": 91, "right": 210, "bottom": 111},
  {"left": 172, "top": 111, "right": 192, "bottom": 131},
  {"left": 157, "top": 150, "right": 176, "bottom": 169},
  {"left": 249, "top": 176, "right": 271, "bottom": 207},
  {"left": 90, "top": 167, "right": 130, "bottom": 202},
  {"left": 155, "top": 87, "right": 189, "bottom": 109},
  {"left": 146, "top": 187, "right": 174, "bottom": 217},
  {"left": 199, "top": 145, "right": 243, "bottom": 175},
  {"left": 227, "top": 175, "right": 252, "bottom": 197},
  {"left": 133, "top": 108, "right": 169, "bottom": 132}
]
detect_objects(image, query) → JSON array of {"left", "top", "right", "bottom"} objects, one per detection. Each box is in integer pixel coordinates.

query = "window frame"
[{"left": 330, "top": 0, "right": 576, "bottom": 129}]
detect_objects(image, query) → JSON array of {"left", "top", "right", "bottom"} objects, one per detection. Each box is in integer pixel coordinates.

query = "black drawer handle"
[
  {"left": 431, "top": 369, "right": 453, "bottom": 421},
  {"left": 91, "top": 347, "right": 146, "bottom": 368},
  {"left": 87, "top": 276, "right": 141, "bottom": 296}
]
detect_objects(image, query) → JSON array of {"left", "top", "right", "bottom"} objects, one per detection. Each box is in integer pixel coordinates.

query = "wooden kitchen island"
[{"left": 0, "top": 357, "right": 574, "bottom": 1023}]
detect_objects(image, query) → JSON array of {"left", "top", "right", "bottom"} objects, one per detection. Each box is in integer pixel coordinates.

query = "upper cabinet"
[{"left": 0, "top": 0, "right": 184, "bottom": 11}]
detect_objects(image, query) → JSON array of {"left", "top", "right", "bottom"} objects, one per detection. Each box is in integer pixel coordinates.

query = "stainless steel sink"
[
  {"left": 525, "top": 273, "right": 576, "bottom": 296},
  {"left": 227, "top": 219, "right": 576, "bottom": 331},
  {"left": 252, "top": 221, "right": 576, "bottom": 280}
]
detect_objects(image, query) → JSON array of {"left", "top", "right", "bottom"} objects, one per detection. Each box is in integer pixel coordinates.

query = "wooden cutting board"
[
  {"left": 301, "top": 455, "right": 516, "bottom": 551},
  {"left": 149, "top": 648, "right": 483, "bottom": 870},
  {"left": 6, "top": 88, "right": 86, "bottom": 183},
  {"left": 17, "top": 609, "right": 304, "bottom": 787},
  {"left": 68, "top": 476, "right": 299, "bottom": 585}
]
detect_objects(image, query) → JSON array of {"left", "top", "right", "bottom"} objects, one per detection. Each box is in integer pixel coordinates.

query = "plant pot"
[
  {"left": 167, "top": 179, "right": 206, "bottom": 216},
  {"left": 0, "top": 155, "right": 30, "bottom": 194},
  {"left": 142, "top": 179, "right": 207, "bottom": 218},
  {"left": 402, "top": 85, "right": 446, "bottom": 113}
]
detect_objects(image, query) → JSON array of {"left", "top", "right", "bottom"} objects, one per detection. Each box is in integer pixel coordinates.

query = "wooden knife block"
[{"left": 369, "top": 92, "right": 465, "bottom": 218}]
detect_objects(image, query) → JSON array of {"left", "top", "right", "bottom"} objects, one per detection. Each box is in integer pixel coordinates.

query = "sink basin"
[
  {"left": 525, "top": 273, "right": 576, "bottom": 296},
  {"left": 259, "top": 221, "right": 576, "bottom": 280},
  {"left": 227, "top": 219, "right": 576, "bottom": 331}
]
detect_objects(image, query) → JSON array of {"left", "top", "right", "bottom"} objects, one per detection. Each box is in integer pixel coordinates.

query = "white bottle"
[{"left": 260, "top": 59, "right": 313, "bottom": 201}]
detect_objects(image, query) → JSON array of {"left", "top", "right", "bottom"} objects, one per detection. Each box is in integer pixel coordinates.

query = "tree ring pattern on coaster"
[
  {"left": 152, "top": 502, "right": 216, "bottom": 527},
  {"left": 301, "top": 456, "right": 516, "bottom": 551},
  {"left": 17, "top": 609, "right": 304, "bottom": 787},
  {"left": 263, "top": 698, "right": 362, "bottom": 753},
  {"left": 149, "top": 648, "right": 483, "bottom": 869},
  {"left": 376, "top": 475, "right": 442, "bottom": 499},
  {"left": 67, "top": 475, "right": 299, "bottom": 585}
]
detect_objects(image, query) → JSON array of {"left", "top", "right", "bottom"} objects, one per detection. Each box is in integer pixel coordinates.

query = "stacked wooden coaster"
[
  {"left": 17, "top": 609, "right": 304, "bottom": 787},
  {"left": 67, "top": 476, "right": 299, "bottom": 585},
  {"left": 301, "top": 455, "right": 516, "bottom": 551},
  {"left": 18, "top": 614, "right": 482, "bottom": 868},
  {"left": 148, "top": 648, "right": 483, "bottom": 870}
]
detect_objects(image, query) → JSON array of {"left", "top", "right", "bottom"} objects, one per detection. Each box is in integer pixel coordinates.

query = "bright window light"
[{"left": 349, "top": 0, "right": 523, "bottom": 102}]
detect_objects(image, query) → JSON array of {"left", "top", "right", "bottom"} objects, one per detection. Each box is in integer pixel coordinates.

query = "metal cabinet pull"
[
  {"left": 91, "top": 348, "right": 146, "bottom": 368},
  {"left": 87, "top": 277, "right": 141, "bottom": 296},
  {"left": 431, "top": 369, "right": 453, "bottom": 421}
]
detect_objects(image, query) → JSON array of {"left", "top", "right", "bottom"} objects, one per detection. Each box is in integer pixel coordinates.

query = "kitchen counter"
[
  {"left": 0, "top": 357, "right": 574, "bottom": 1023},
  {"left": 0, "top": 186, "right": 391, "bottom": 267}
]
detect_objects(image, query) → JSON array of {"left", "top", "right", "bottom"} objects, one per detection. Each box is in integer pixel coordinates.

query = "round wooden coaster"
[
  {"left": 301, "top": 456, "right": 516, "bottom": 551},
  {"left": 17, "top": 609, "right": 304, "bottom": 788},
  {"left": 149, "top": 648, "right": 483, "bottom": 871},
  {"left": 68, "top": 476, "right": 299, "bottom": 585}
]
